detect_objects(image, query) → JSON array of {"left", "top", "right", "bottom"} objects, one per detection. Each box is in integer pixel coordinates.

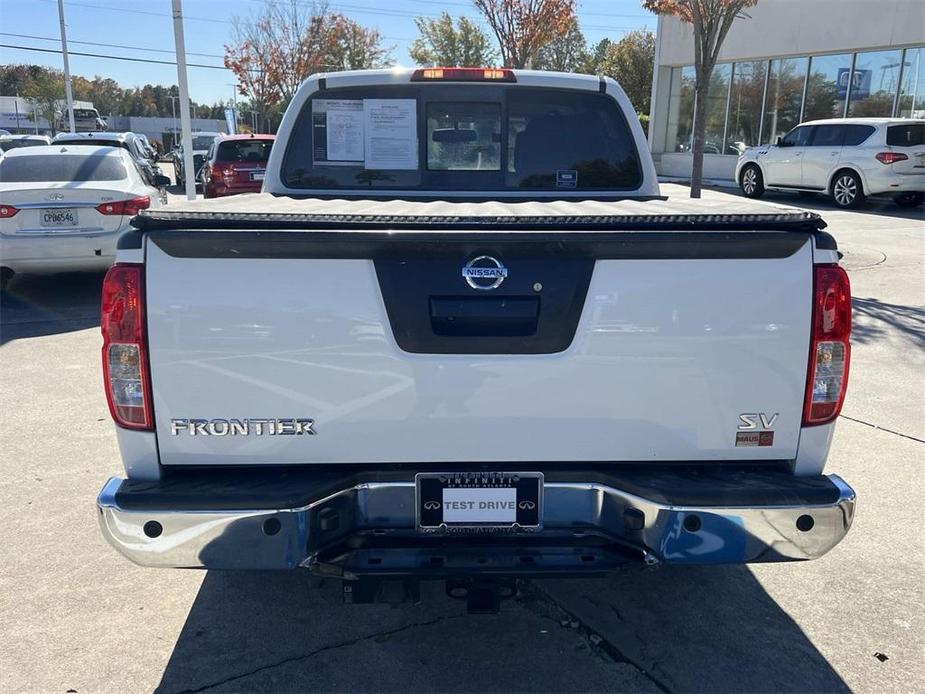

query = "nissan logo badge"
[{"left": 462, "top": 255, "right": 508, "bottom": 291}]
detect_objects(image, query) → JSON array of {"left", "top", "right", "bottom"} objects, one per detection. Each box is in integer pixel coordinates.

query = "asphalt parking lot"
[{"left": 1, "top": 182, "right": 923, "bottom": 693}]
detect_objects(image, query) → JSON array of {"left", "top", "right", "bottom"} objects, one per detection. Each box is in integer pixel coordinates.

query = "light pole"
[
  {"left": 171, "top": 0, "right": 196, "bottom": 201},
  {"left": 57, "top": 0, "right": 76, "bottom": 133},
  {"left": 225, "top": 83, "right": 238, "bottom": 134}
]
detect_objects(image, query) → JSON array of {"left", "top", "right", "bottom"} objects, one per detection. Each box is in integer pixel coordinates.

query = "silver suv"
[{"left": 736, "top": 118, "right": 924, "bottom": 208}]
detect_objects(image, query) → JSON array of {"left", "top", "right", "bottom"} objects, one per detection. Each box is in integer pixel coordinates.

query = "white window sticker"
[
  {"left": 364, "top": 99, "right": 418, "bottom": 170},
  {"left": 312, "top": 99, "right": 364, "bottom": 165}
]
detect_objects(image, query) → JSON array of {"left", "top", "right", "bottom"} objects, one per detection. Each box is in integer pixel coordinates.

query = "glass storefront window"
[
  {"left": 726, "top": 61, "right": 766, "bottom": 154},
  {"left": 804, "top": 53, "right": 853, "bottom": 120},
  {"left": 667, "top": 66, "right": 696, "bottom": 152},
  {"left": 897, "top": 47, "right": 925, "bottom": 118},
  {"left": 761, "top": 57, "right": 807, "bottom": 145},
  {"left": 848, "top": 49, "right": 903, "bottom": 117},
  {"left": 704, "top": 63, "right": 731, "bottom": 154}
]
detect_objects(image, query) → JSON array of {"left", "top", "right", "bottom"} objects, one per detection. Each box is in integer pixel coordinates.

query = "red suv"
[{"left": 201, "top": 134, "right": 275, "bottom": 198}]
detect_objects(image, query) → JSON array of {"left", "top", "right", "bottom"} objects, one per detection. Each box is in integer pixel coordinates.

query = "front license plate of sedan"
[
  {"left": 41, "top": 208, "right": 78, "bottom": 228},
  {"left": 416, "top": 472, "right": 543, "bottom": 532}
]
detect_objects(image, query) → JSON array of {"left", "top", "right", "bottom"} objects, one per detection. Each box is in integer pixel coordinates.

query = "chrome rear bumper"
[{"left": 97, "top": 468, "right": 856, "bottom": 572}]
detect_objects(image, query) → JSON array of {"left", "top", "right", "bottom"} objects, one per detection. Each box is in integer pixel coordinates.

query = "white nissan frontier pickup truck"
[{"left": 96, "top": 68, "right": 855, "bottom": 612}]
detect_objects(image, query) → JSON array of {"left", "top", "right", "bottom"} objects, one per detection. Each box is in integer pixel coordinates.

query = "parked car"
[
  {"left": 200, "top": 133, "right": 274, "bottom": 197},
  {"left": 96, "top": 68, "right": 856, "bottom": 613},
  {"left": 0, "top": 134, "right": 52, "bottom": 153},
  {"left": 56, "top": 107, "right": 107, "bottom": 132},
  {"left": 736, "top": 118, "right": 925, "bottom": 208},
  {"left": 173, "top": 132, "right": 222, "bottom": 186},
  {"left": 52, "top": 131, "right": 165, "bottom": 185},
  {"left": 0, "top": 145, "right": 169, "bottom": 288}
]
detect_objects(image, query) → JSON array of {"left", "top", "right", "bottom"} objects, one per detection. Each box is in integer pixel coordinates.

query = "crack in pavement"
[
  {"left": 839, "top": 414, "right": 925, "bottom": 444},
  {"left": 170, "top": 613, "right": 466, "bottom": 694},
  {"left": 522, "top": 584, "right": 672, "bottom": 693}
]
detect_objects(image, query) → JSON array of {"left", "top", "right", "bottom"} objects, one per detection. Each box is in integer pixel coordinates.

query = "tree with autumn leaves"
[
  {"left": 224, "top": 0, "right": 392, "bottom": 131},
  {"left": 473, "top": 0, "right": 576, "bottom": 69},
  {"left": 643, "top": 0, "right": 758, "bottom": 197}
]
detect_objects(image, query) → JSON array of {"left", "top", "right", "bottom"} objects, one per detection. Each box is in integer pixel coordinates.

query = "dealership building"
[{"left": 647, "top": 0, "right": 925, "bottom": 180}]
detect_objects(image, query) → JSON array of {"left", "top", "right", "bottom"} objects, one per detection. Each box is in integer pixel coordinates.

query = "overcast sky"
[{"left": 0, "top": 0, "right": 655, "bottom": 106}]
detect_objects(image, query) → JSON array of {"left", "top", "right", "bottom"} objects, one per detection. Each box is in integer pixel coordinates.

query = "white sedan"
[{"left": 0, "top": 145, "right": 169, "bottom": 288}]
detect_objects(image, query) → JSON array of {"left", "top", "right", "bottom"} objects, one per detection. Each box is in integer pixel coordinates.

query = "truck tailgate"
[{"left": 141, "top": 216, "right": 820, "bottom": 467}]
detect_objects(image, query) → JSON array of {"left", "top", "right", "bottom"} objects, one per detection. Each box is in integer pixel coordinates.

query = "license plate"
[
  {"left": 41, "top": 208, "right": 78, "bottom": 227},
  {"left": 416, "top": 472, "right": 543, "bottom": 532},
  {"left": 250, "top": 171, "right": 265, "bottom": 181}
]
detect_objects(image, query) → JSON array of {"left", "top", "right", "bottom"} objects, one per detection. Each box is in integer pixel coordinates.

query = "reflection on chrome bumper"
[{"left": 97, "top": 473, "right": 856, "bottom": 571}]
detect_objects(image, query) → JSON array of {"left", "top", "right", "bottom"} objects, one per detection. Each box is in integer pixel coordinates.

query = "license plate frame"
[
  {"left": 41, "top": 208, "right": 78, "bottom": 228},
  {"left": 415, "top": 472, "right": 543, "bottom": 533}
]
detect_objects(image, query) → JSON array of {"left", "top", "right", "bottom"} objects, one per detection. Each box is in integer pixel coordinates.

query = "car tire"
[
  {"left": 739, "top": 164, "right": 765, "bottom": 198},
  {"left": 831, "top": 170, "right": 865, "bottom": 209},
  {"left": 894, "top": 191, "right": 924, "bottom": 207}
]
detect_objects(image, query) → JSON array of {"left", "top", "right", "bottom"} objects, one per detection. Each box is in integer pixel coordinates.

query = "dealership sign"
[{"left": 837, "top": 68, "right": 871, "bottom": 100}]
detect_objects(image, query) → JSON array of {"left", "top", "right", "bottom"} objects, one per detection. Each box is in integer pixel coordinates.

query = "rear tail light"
[
  {"left": 0, "top": 204, "right": 19, "bottom": 218},
  {"left": 875, "top": 151, "right": 908, "bottom": 164},
  {"left": 101, "top": 264, "right": 153, "bottom": 430},
  {"left": 411, "top": 67, "right": 515, "bottom": 82},
  {"left": 803, "top": 264, "right": 851, "bottom": 426},
  {"left": 96, "top": 196, "right": 150, "bottom": 216}
]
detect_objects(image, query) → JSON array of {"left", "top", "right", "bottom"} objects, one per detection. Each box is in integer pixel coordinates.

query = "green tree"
[
  {"left": 410, "top": 12, "right": 498, "bottom": 67},
  {"left": 533, "top": 17, "right": 588, "bottom": 72},
  {"left": 23, "top": 70, "right": 64, "bottom": 135},
  {"left": 328, "top": 16, "right": 393, "bottom": 70},
  {"left": 596, "top": 29, "right": 655, "bottom": 113},
  {"left": 87, "top": 77, "right": 123, "bottom": 116},
  {"left": 0, "top": 64, "right": 50, "bottom": 97},
  {"left": 583, "top": 38, "right": 613, "bottom": 74}
]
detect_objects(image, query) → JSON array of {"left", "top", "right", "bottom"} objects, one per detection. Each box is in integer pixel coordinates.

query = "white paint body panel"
[{"left": 145, "top": 240, "right": 813, "bottom": 466}]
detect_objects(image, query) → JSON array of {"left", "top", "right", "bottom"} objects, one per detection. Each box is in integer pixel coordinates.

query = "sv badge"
[{"left": 738, "top": 413, "right": 779, "bottom": 430}]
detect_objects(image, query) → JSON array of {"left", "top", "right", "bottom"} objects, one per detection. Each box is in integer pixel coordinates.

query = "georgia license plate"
[
  {"left": 41, "top": 208, "right": 78, "bottom": 227},
  {"left": 416, "top": 472, "right": 543, "bottom": 533}
]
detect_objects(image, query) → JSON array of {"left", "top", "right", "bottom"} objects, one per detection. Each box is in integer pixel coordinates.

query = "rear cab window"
[
  {"left": 281, "top": 84, "right": 642, "bottom": 193},
  {"left": 887, "top": 123, "right": 924, "bottom": 147},
  {"left": 0, "top": 155, "right": 127, "bottom": 182}
]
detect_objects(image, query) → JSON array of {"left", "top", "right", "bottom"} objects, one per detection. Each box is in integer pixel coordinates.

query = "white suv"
[{"left": 736, "top": 118, "right": 924, "bottom": 208}]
